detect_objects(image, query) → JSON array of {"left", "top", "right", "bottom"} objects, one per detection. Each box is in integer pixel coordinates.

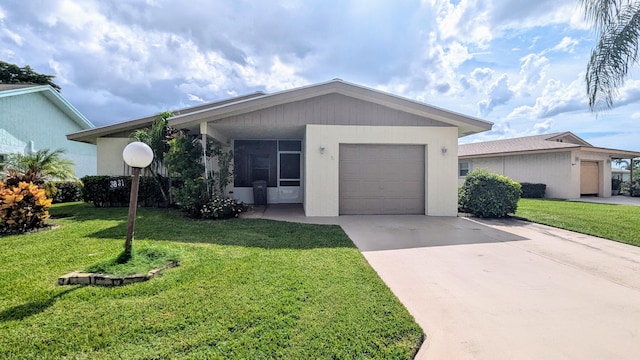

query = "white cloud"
[
  {"left": 478, "top": 74, "right": 514, "bottom": 115},
  {"left": 508, "top": 77, "right": 585, "bottom": 119},
  {"left": 551, "top": 36, "right": 580, "bottom": 53},
  {"left": 514, "top": 53, "right": 549, "bottom": 95},
  {"left": 434, "top": 0, "right": 493, "bottom": 48}
]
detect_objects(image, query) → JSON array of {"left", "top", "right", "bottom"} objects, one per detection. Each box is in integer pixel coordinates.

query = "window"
[
  {"left": 459, "top": 161, "right": 470, "bottom": 177},
  {"left": 0, "top": 154, "right": 6, "bottom": 171}
]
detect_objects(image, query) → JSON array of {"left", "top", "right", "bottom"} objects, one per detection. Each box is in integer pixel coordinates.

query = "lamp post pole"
[
  {"left": 122, "top": 142, "right": 154, "bottom": 262},
  {"left": 124, "top": 166, "right": 142, "bottom": 260}
]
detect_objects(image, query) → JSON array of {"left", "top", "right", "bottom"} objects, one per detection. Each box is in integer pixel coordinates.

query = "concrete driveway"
[{"left": 263, "top": 207, "right": 640, "bottom": 359}]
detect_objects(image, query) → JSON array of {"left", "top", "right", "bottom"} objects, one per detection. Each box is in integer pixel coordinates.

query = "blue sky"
[{"left": 2, "top": 0, "right": 640, "bottom": 151}]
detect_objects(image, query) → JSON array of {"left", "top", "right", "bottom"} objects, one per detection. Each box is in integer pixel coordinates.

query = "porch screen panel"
[{"left": 234, "top": 140, "right": 277, "bottom": 187}]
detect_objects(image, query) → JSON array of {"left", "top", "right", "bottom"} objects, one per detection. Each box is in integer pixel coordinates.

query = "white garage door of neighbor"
[
  {"left": 339, "top": 144, "right": 425, "bottom": 215},
  {"left": 580, "top": 161, "right": 599, "bottom": 195}
]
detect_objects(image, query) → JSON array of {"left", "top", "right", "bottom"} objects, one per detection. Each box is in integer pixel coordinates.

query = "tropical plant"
[
  {"left": 581, "top": 0, "right": 640, "bottom": 111},
  {"left": 0, "top": 180, "right": 52, "bottom": 235},
  {"left": 2, "top": 149, "right": 76, "bottom": 185},
  {"left": 130, "top": 111, "right": 175, "bottom": 204},
  {"left": 164, "top": 130, "right": 208, "bottom": 217}
]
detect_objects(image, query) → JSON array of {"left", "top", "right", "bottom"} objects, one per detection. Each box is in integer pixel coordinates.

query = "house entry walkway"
[{"left": 260, "top": 205, "right": 640, "bottom": 360}]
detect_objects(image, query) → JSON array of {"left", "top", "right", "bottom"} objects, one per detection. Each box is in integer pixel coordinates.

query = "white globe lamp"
[
  {"left": 122, "top": 141, "right": 154, "bottom": 261},
  {"left": 123, "top": 142, "right": 154, "bottom": 168}
]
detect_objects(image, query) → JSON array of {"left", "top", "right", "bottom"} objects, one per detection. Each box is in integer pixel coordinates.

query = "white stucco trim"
[{"left": 304, "top": 124, "right": 458, "bottom": 216}]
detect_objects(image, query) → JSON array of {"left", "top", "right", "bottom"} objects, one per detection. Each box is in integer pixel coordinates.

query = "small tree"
[
  {"left": 0, "top": 61, "right": 61, "bottom": 91},
  {"left": 209, "top": 143, "right": 234, "bottom": 196},
  {"left": 459, "top": 169, "right": 522, "bottom": 218},
  {"left": 164, "top": 130, "right": 208, "bottom": 217}
]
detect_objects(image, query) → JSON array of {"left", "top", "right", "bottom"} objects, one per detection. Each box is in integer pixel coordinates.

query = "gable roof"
[
  {"left": 459, "top": 131, "right": 640, "bottom": 159},
  {"left": 0, "top": 84, "right": 94, "bottom": 130},
  {"left": 169, "top": 79, "right": 492, "bottom": 137}
]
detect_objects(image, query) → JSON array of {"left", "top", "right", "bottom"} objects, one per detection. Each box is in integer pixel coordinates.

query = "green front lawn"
[
  {"left": 0, "top": 203, "right": 423, "bottom": 359},
  {"left": 516, "top": 198, "right": 640, "bottom": 247}
]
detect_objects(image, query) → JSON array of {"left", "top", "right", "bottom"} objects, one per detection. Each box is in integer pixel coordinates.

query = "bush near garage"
[
  {"left": 0, "top": 180, "right": 52, "bottom": 235},
  {"left": 459, "top": 169, "right": 522, "bottom": 218},
  {"left": 520, "top": 182, "right": 546, "bottom": 198}
]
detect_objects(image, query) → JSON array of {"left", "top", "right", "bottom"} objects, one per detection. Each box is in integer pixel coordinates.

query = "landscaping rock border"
[{"left": 58, "top": 262, "right": 178, "bottom": 286}]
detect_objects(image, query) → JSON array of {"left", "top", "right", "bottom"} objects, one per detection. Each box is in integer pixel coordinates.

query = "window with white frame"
[{"left": 459, "top": 161, "right": 470, "bottom": 177}]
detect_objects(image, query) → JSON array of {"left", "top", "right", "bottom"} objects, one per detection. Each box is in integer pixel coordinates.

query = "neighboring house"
[
  {"left": 69, "top": 79, "right": 492, "bottom": 216},
  {"left": 612, "top": 168, "right": 631, "bottom": 182},
  {"left": 458, "top": 132, "right": 640, "bottom": 199},
  {"left": 0, "top": 84, "right": 96, "bottom": 177}
]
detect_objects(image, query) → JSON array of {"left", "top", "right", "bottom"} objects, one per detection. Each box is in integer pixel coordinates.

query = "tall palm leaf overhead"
[{"left": 582, "top": 0, "right": 640, "bottom": 112}]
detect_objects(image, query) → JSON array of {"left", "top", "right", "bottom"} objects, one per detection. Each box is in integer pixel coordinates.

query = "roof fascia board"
[
  {"left": 460, "top": 146, "right": 640, "bottom": 159},
  {"left": 459, "top": 148, "right": 577, "bottom": 159},
  {"left": 67, "top": 92, "right": 265, "bottom": 144}
]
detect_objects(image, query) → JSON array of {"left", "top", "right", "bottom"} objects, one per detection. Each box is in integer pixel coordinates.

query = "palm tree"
[
  {"left": 3, "top": 148, "right": 76, "bottom": 184},
  {"left": 581, "top": 0, "right": 640, "bottom": 112},
  {"left": 130, "top": 111, "right": 175, "bottom": 203}
]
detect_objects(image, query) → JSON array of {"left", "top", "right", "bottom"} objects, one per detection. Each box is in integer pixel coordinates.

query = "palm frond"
[{"left": 585, "top": 1, "right": 640, "bottom": 111}]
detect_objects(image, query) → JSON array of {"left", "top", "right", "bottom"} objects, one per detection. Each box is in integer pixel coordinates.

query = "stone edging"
[{"left": 58, "top": 262, "right": 178, "bottom": 287}]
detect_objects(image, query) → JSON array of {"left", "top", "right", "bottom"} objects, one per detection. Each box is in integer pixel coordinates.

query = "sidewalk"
[{"left": 570, "top": 195, "right": 640, "bottom": 206}]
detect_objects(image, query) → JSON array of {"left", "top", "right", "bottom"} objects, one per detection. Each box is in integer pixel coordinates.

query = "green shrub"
[
  {"left": 520, "top": 183, "right": 546, "bottom": 198},
  {"left": 611, "top": 178, "right": 622, "bottom": 191},
  {"left": 170, "top": 178, "right": 209, "bottom": 218},
  {"left": 0, "top": 181, "right": 52, "bottom": 235},
  {"left": 201, "top": 196, "right": 248, "bottom": 219},
  {"left": 458, "top": 169, "right": 522, "bottom": 218},
  {"left": 46, "top": 181, "right": 83, "bottom": 203}
]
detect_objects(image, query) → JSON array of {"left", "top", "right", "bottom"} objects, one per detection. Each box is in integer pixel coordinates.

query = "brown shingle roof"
[{"left": 458, "top": 132, "right": 586, "bottom": 156}]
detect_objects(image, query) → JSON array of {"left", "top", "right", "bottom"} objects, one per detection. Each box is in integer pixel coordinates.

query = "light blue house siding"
[{"left": 0, "top": 85, "right": 96, "bottom": 178}]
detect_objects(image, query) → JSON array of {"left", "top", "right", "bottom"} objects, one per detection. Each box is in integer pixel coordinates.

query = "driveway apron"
[{"left": 335, "top": 215, "right": 640, "bottom": 360}]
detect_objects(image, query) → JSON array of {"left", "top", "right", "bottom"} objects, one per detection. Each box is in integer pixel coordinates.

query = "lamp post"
[{"left": 122, "top": 142, "right": 154, "bottom": 262}]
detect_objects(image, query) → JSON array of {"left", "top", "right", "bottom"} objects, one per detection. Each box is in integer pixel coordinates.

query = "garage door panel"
[
  {"left": 580, "top": 161, "right": 599, "bottom": 195},
  {"left": 339, "top": 144, "right": 425, "bottom": 215}
]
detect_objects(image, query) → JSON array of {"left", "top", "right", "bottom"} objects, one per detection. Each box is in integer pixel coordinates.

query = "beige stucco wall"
[
  {"left": 304, "top": 124, "right": 458, "bottom": 216},
  {"left": 459, "top": 150, "right": 613, "bottom": 199},
  {"left": 97, "top": 137, "right": 130, "bottom": 175},
  {"left": 460, "top": 152, "right": 573, "bottom": 198}
]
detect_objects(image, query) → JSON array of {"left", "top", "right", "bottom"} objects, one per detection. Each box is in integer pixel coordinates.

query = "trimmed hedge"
[
  {"left": 459, "top": 169, "right": 522, "bottom": 218},
  {"left": 520, "top": 183, "right": 546, "bottom": 198},
  {"left": 81, "top": 175, "right": 170, "bottom": 207},
  {"left": 46, "top": 181, "right": 84, "bottom": 203}
]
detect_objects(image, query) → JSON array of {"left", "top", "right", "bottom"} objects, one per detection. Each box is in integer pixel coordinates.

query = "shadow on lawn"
[
  {"left": 88, "top": 219, "right": 356, "bottom": 250},
  {"left": 0, "top": 287, "right": 80, "bottom": 322},
  {"left": 53, "top": 204, "right": 355, "bottom": 250}
]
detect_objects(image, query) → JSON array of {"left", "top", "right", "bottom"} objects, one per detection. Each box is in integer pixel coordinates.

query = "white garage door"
[{"left": 339, "top": 144, "right": 425, "bottom": 215}]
